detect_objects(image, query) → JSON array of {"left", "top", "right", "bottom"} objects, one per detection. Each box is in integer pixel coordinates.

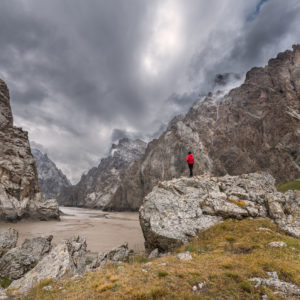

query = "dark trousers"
[{"left": 188, "top": 164, "right": 193, "bottom": 177}]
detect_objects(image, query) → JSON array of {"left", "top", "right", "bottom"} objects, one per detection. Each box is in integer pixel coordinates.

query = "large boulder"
[
  {"left": 0, "top": 235, "right": 53, "bottom": 280},
  {"left": 0, "top": 78, "right": 59, "bottom": 221},
  {"left": 0, "top": 228, "right": 18, "bottom": 255},
  {"left": 139, "top": 173, "right": 300, "bottom": 251},
  {"left": 8, "top": 236, "right": 87, "bottom": 295}
]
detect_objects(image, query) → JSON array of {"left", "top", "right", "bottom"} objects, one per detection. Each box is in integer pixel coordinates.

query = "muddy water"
[{"left": 0, "top": 207, "right": 145, "bottom": 252}]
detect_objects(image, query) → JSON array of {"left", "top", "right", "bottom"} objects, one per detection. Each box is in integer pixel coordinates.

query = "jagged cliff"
[
  {"left": 57, "top": 138, "right": 147, "bottom": 208},
  {"left": 0, "top": 79, "right": 59, "bottom": 221},
  {"left": 32, "top": 148, "right": 71, "bottom": 199},
  {"left": 105, "top": 45, "right": 300, "bottom": 211}
]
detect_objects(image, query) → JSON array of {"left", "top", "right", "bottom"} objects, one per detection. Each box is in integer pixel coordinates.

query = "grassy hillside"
[
  {"left": 277, "top": 179, "right": 300, "bottom": 193},
  {"left": 21, "top": 218, "right": 300, "bottom": 300}
]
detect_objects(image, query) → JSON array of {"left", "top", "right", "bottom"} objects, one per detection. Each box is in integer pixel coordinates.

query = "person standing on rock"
[{"left": 186, "top": 151, "right": 194, "bottom": 177}]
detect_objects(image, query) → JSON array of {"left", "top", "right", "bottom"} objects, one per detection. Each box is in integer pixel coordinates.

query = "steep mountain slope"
[
  {"left": 57, "top": 138, "right": 147, "bottom": 208},
  {"left": 104, "top": 45, "right": 300, "bottom": 211},
  {"left": 0, "top": 79, "right": 59, "bottom": 221},
  {"left": 31, "top": 148, "right": 71, "bottom": 199}
]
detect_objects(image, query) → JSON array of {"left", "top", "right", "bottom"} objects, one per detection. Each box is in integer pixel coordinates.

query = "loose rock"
[
  {"left": 148, "top": 248, "right": 159, "bottom": 259},
  {"left": 268, "top": 241, "right": 287, "bottom": 248},
  {"left": 89, "top": 243, "right": 133, "bottom": 269},
  {"left": 177, "top": 251, "right": 193, "bottom": 261}
]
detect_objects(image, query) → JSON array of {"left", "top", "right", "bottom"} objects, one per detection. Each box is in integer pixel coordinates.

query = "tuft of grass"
[
  {"left": 277, "top": 179, "right": 300, "bottom": 193},
  {"left": 0, "top": 276, "right": 11, "bottom": 289},
  {"left": 129, "top": 254, "right": 149, "bottom": 264},
  {"left": 96, "top": 283, "right": 115, "bottom": 293},
  {"left": 157, "top": 270, "right": 168, "bottom": 278}
]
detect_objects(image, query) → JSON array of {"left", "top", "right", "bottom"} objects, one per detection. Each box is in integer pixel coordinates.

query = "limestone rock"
[
  {"left": 0, "top": 78, "right": 60, "bottom": 221},
  {"left": 250, "top": 271, "right": 300, "bottom": 297},
  {"left": 8, "top": 236, "right": 87, "bottom": 295},
  {"left": 58, "top": 138, "right": 147, "bottom": 209},
  {"left": 32, "top": 148, "right": 71, "bottom": 199},
  {"left": 177, "top": 251, "right": 193, "bottom": 261},
  {"left": 268, "top": 241, "right": 287, "bottom": 248},
  {"left": 108, "top": 45, "right": 300, "bottom": 211},
  {"left": 139, "top": 173, "right": 300, "bottom": 251},
  {"left": 148, "top": 248, "right": 159, "bottom": 259},
  {"left": 0, "top": 235, "right": 53, "bottom": 280},
  {"left": 0, "top": 228, "right": 18, "bottom": 254},
  {"left": 89, "top": 243, "right": 133, "bottom": 269},
  {"left": 0, "top": 287, "right": 8, "bottom": 300}
]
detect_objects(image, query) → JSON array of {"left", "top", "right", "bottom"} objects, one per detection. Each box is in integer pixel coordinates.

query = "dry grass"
[
  {"left": 22, "top": 218, "right": 300, "bottom": 300},
  {"left": 277, "top": 179, "right": 300, "bottom": 193}
]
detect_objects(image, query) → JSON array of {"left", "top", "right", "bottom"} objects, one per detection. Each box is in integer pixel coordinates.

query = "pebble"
[{"left": 177, "top": 251, "right": 193, "bottom": 261}]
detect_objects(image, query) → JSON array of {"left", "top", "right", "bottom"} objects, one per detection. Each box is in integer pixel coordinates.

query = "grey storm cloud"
[{"left": 0, "top": 0, "right": 299, "bottom": 183}]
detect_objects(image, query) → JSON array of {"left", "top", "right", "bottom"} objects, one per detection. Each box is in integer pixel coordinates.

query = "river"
[{"left": 0, "top": 207, "right": 145, "bottom": 253}]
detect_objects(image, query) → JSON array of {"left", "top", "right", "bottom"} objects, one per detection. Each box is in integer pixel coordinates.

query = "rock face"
[
  {"left": 139, "top": 173, "right": 300, "bottom": 251},
  {"left": 9, "top": 236, "right": 87, "bottom": 295},
  {"left": 0, "top": 236, "right": 53, "bottom": 280},
  {"left": 0, "top": 79, "right": 59, "bottom": 221},
  {"left": 107, "top": 45, "right": 300, "bottom": 211},
  {"left": 58, "top": 138, "right": 147, "bottom": 209},
  {"left": 32, "top": 148, "right": 71, "bottom": 199},
  {"left": 0, "top": 228, "right": 18, "bottom": 254}
]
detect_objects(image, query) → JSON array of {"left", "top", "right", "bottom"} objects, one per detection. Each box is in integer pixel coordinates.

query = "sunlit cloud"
[{"left": 141, "top": 0, "right": 183, "bottom": 77}]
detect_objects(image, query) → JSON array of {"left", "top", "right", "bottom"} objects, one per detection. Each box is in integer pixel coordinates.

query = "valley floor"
[
  {"left": 21, "top": 218, "right": 300, "bottom": 300},
  {"left": 0, "top": 207, "right": 144, "bottom": 252}
]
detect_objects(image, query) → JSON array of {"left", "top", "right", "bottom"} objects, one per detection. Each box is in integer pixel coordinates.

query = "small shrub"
[
  {"left": 151, "top": 287, "right": 167, "bottom": 299},
  {"left": 240, "top": 281, "right": 253, "bottom": 293},
  {"left": 158, "top": 271, "right": 168, "bottom": 278},
  {"left": 224, "top": 272, "right": 243, "bottom": 283},
  {"left": 225, "top": 236, "right": 236, "bottom": 243},
  {"left": 0, "top": 276, "right": 11, "bottom": 289}
]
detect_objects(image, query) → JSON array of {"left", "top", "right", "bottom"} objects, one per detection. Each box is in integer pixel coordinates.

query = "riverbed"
[{"left": 0, "top": 207, "right": 145, "bottom": 253}]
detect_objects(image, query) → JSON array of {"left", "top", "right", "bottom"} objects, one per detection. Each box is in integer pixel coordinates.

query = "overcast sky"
[{"left": 0, "top": 0, "right": 299, "bottom": 183}]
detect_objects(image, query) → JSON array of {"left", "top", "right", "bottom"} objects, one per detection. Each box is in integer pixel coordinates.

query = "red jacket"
[{"left": 186, "top": 154, "right": 194, "bottom": 164}]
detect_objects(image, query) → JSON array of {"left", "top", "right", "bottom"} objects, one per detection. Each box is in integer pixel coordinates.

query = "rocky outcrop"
[
  {"left": 89, "top": 243, "right": 133, "bottom": 269},
  {"left": 32, "top": 148, "right": 71, "bottom": 199},
  {"left": 8, "top": 236, "right": 87, "bottom": 295},
  {"left": 58, "top": 138, "right": 147, "bottom": 209},
  {"left": 139, "top": 173, "right": 300, "bottom": 251},
  {"left": 0, "top": 236, "right": 53, "bottom": 280},
  {"left": 0, "top": 78, "right": 59, "bottom": 221},
  {"left": 250, "top": 271, "right": 300, "bottom": 297},
  {"left": 0, "top": 228, "right": 18, "bottom": 254},
  {"left": 107, "top": 45, "right": 300, "bottom": 211}
]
